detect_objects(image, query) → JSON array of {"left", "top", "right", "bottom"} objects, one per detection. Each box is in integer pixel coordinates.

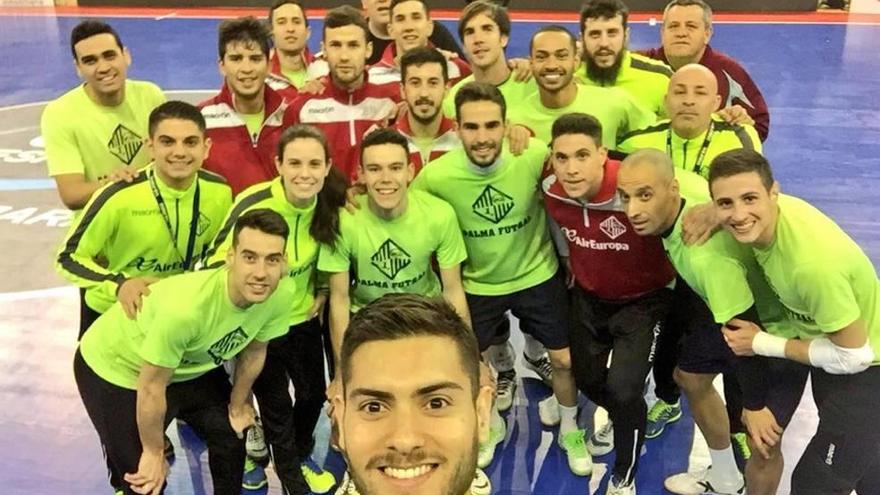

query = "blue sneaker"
[
  {"left": 242, "top": 456, "right": 268, "bottom": 490},
  {"left": 645, "top": 399, "right": 682, "bottom": 439}
]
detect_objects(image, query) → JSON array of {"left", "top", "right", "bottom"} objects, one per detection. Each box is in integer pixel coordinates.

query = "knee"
[
  {"left": 608, "top": 382, "right": 645, "bottom": 407},
  {"left": 549, "top": 349, "right": 572, "bottom": 372},
  {"left": 673, "top": 368, "right": 711, "bottom": 394}
]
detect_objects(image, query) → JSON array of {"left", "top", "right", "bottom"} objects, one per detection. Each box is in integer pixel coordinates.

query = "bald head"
[
  {"left": 617, "top": 148, "right": 680, "bottom": 236},
  {"left": 665, "top": 63, "right": 721, "bottom": 139}
]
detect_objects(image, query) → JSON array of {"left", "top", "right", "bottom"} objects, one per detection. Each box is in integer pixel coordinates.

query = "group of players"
[{"left": 40, "top": 0, "right": 879, "bottom": 493}]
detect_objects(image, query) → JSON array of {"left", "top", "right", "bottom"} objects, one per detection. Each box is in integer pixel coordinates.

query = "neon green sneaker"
[
  {"left": 646, "top": 399, "right": 682, "bottom": 439},
  {"left": 302, "top": 458, "right": 337, "bottom": 494},
  {"left": 477, "top": 417, "right": 506, "bottom": 468},
  {"left": 242, "top": 455, "right": 268, "bottom": 490},
  {"left": 731, "top": 432, "right": 752, "bottom": 467},
  {"left": 558, "top": 429, "right": 592, "bottom": 476}
]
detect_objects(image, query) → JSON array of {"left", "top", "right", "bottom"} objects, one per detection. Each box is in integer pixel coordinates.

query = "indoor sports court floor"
[{"left": 1, "top": 4, "right": 879, "bottom": 494}]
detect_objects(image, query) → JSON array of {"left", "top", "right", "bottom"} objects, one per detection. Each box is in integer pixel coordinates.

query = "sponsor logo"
[
  {"left": 472, "top": 185, "right": 514, "bottom": 224},
  {"left": 107, "top": 124, "right": 144, "bottom": 165},
  {"left": 371, "top": 238, "right": 411, "bottom": 280},
  {"left": 562, "top": 226, "right": 630, "bottom": 251},
  {"left": 125, "top": 256, "right": 186, "bottom": 274},
  {"left": 0, "top": 205, "right": 71, "bottom": 227},
  {"left": 306, "top": 106, "right": 334, "bottom": 114},
  {"left": 599, "top": 216, "right": 627, "bottom": 240},
  {"left": 207, "top": 327, "right": 250, "bottom": 365}
]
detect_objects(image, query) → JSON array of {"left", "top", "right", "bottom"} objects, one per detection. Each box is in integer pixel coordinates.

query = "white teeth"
[{"left": 383, "top": 465, "right": 432, "bottom": 479}]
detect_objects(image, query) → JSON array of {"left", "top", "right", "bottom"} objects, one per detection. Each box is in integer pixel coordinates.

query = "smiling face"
[
  {"left": 219, "top": 41, "right": 269, "bottom": 100},
  {"left": 550, "top": 133, "right": 607, "bottom": 202},
  {"left": 73, "top": 33, "right": 130, "bottom": 100},
  {"left": 616, "top": 159, "right": 680, "bottom": 236},
  {"left": 226, "top": 227, "right": 287, "bottom": 306},
  {"left": 360, "top": 142, "right": 414, "bottom": 215},
  {"left": 323, "top": 25, "right": 371, "bottom": 88},
  {"left": 665, "top": 64, "right": 720, "bottom": 138},
  {"left": 275, "top": 137, "right": 330, "bottom": 205},
  {"left": 661, "top": 4, "right": 712, "bottom": 63},
  {"left": 457, "top": 100, "right": 506, "bottom": 167},
  {"left": 148, "top": 118, "right": 210, "bottom": 189},
  {"left": 401, "top": 61, "right": 446, "bottom": 125},
  {"left": 530, "top": 30, "right": 577, "bottom": 93},
  {"left": 271, "top": 3, "right": 310, "bottom": 55},
  {"left": 388, "top": 0, "right": 433, "bottom": 54},
  {"left": 336, "top": 335, "right": 484, "bottom": 495},
  {"left": 461, "top": 12, "right": 508, "bottom": 70},
  {"left": 710, "top": 171, "right": 779, "bottom": 247}
]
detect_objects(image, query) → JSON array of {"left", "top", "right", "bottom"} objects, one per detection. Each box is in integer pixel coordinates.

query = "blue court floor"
[{"left": 0, "top": 8, "right": 878, "bottom": 495}]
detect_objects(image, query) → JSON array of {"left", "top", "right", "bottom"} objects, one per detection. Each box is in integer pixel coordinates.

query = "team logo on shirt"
[
  {"left": 207, "top": 327, "right": 249, "bottom": 365},
  {"left": 599, "top": 216, "right": 627, "bottom": 240},
  {"left": 107, "top": 124, "right": 143, "bottom": 165},
  {"left": 472, "top": 185, "right": 514, "bottom": 224},
  {"left": 197, "top": 213, "right": 212, "bottom": 236},
  {"left": 371, "top": 239, "right": 412, "bottom": 280}
]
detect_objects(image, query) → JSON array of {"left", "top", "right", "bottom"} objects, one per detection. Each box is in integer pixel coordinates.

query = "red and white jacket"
[
  {"left": 198, "top": 85, "right": 288, "bottom": 196},
  {"left": 393, "top": 112, "right": 459, "bottom": 175},
  {"left": 543, "top": 159, "right": 675, "bottom": 300},
  {"left": 369, "top": 43, "right": 471, "bottom": 89},
  {"left": 266, "top": 48, "right": 316, "bottom": 101},
  {"left": 283, "top": 73, "right": 400, "bottom": 182}
]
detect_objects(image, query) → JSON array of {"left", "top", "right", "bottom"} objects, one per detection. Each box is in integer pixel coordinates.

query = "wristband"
[{"left": 752, "top": 331, "right": 787, "bottom": 358}]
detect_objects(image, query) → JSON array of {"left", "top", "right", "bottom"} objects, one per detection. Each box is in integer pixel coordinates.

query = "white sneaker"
[
  {"left": 538, "top": 395, "right": 561, "bottom": 426},
  {"left": 477, "top": 415, "right": 506, "bottom": 468},
  {"left": 664, "top": 467, "right": 744, "bottom": 495},
  {"left": 587, "top": 420, "right": 614, "bottom": 456},
  {"left": 606, "top": 475, "right": 636, "bottom": 495},
  {"left": 495, "top": 370, "right": 517, "bottom": 412},
  {"left": 246, "top": 420, "right": 269, "bottom": 461},
  {"left": 470, "top": 468, "right": 492, "bottom": 495}
]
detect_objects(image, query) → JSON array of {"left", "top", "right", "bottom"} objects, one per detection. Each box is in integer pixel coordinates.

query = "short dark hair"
[
  {"left": 551, "top": 113, "right": 604, "bottom": 148},
  {"left": 148, "top": 101, "right": 207, "bottom": 137},
  {"left": 580, "top": 0, "right": 629, "bottom": 33},
  {"left": 454, "top": 81, "right": 506, "bottom": 123},
  {"left": 323, "top": 5, "right": 369, "bottom": 42},
  {"left": 268, "top": 0, "right": 309, "bottom": 28},
  {"left": 400, "top": 47, "right": 449, "bottom": 83},
  {"left": 360, "top": 128, "right": 410, "bottom": 165},
  {"left": 70, "top": 20, "right": 124, "bottom": 60},
  {"left": 232, "top": 208, "right": 290, "bottom": 248},
  {"left": 663, "top": 0, "right": 713, "bottom": 28},
  {"left": 529, "top": 25, "right": 577, "bottom": 54},
  {"left": 341, "top": 294, "right": 481, "bottom": 396},
  {"left": 459, "top": 1, "right": 511, "bottom": 40},
  {"left": 218, "top": 16, "right": 271, "bottom": 59},
  {"left": 708, "top": 149, "right": 775, "bottom": 192},
  {"left": 389, "top": 0, "right": 430, "bottom": 19}
]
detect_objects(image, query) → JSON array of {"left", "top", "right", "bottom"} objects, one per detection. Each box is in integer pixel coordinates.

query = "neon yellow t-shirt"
[
  {"left": 412, "top": 138, "right": 558, "bottom": 295},
  {"left": 80, "top": 268, "right": 292, "bottom": 389},
  {"left": 508, "top": 83, "right": 654, "bottom": 149},
  {"left": 754, "top": 195, "right": 880, "bottom": 360},
  {"left": 42, "top": 79, "right": 166, "bottom": 180},
  {"left": 442, "top": 73, "right": 539, "bottom": 119},
  {"left": 282, "top": 68, "right": 308, "bottom": 89},
  {"left": 317, "top": 190, "right": 467, "bottom": 312}
]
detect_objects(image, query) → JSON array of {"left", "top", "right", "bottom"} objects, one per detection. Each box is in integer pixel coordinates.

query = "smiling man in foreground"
[{"left": 332, "top": 293, "right": 492, "bottom": 495}]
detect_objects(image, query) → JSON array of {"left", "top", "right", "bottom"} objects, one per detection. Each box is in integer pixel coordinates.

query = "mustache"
[{"left": 414, "top": 97, "right": 436, "bottom": 107}]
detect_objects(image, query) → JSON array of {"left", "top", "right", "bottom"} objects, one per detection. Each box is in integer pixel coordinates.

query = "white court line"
[{"left": 0, "top": 285, "right": 71, "bottom": 301}]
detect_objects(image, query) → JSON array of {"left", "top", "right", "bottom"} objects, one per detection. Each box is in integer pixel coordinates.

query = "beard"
[
  {"left": 409, "top": 100, "right": 441, "bottom": 126},
  {"left": 344, "top": 435, "right": 479, "bottom": 495},
  {"left": 585, "top": 49, "right": 625, "bottom": 85}
]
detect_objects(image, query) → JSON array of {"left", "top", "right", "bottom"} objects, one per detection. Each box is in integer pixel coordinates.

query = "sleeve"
[
  {"left": 255, "top": 279, "right": 295, "bottom": 342},
  {"left": 792, "top": 264, "right": 861, "bottom": 333},
  {"left": 41, "top": 102, "right": 85, "bottom": 177},
  {"left": 138, "top": 295, "right": 195, "bottom": 369},
  {"left": 316, "top": 215, "right": 352, "bottom": 273},
  {"left": 526, "top": 139, "right": 550, "bottom": 181},
  {"left": 621, "top": 95, "right": 657, "bottom": 139},
  {"left": 435, "top": 202, "right": 467, "bottom": 269},
  {"left": 429, "top": 22, "right": 466, "bottom": 60},
  {"left": 690, "top": 254, "right": 754, "bottom": 324},
  {"left": 55, "top": 187, "right": 126, "bottom": 291},
  {"left": 730, "top": 65, "right": 769, "bottom": 142},
  {"left": 745, "top": 125, "right": 762, "bottom": 154}
]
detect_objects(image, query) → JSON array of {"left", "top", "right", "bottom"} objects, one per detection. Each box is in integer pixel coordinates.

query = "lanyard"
[
  {"left": 149, "top": 170, "right": 201, "bottom": 270},
  {"left": 667, "top": 121, "right": 715, "bottom": 175}
]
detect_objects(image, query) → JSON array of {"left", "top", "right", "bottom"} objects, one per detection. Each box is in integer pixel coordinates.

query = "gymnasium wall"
[{"left": 75, "top": 0, "right": 819, "bottom": 12}]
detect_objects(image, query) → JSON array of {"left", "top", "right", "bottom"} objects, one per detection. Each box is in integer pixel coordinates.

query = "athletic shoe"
[
  {"left": 302, "top": 458, "right": 337, "bottom": 494},
  {"left": 523, "top": 352, "right": 553, "bottom": 387},
  {"left": 246, "top": 421, "right": 269, "bottom": 462},
  {"left": 242, "top": 456, "right": 269, "bottom": 490},
  {"left": 495, "top": 369, "right": 517, "bottom": 412},
  {"left": 334, "top": 471, "right": 361, "bottom": 495},
  {"left": 538, "top": 395, "right": 561, "bottom": 426},
  {"left": 664, "top": 467, "right": 745, "bottom": 495},
  {"left": 558, "top": 429, "right": 592, "bottom": 476},
  {"left": 478, "top": 416, "right": 507, "bottom": 468},
  {"left": 731, "top": 432, "right": 752, "bottom": 470},
  {"left": 587, "top": 420, "right": 614, "bottom": 456},
  {"left": 163, "top": 434, "right": 175, "bottom": 464},
  {"left": 645, "top": 399, "right": 682, "bottom": 439},
  {"left": 471, "top": 468, "right": 492, "bottom": 495},
  {"left": 606, "top": 475, "right": 636, "bottom": 495}
]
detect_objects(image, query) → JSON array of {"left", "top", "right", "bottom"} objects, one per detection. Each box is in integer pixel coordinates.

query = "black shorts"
[
  {"left": 669, "top": 280, "right": 736, "bottom": 375},
  {"left": 466, "top": 270, "right": 569, "bottom": 352},
  {"left": 753, "top": 356, "right": 810, "bottom": 428}
]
